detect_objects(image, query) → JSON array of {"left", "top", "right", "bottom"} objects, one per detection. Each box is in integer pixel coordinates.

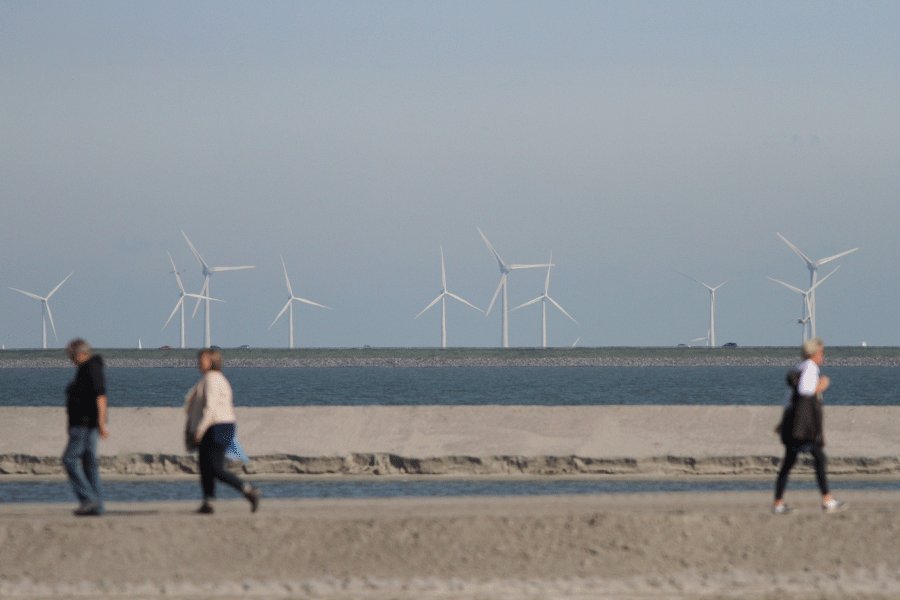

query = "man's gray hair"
[
  {"left": 801, "top": 337, "right": 824, "bottom": 359},
  {"left": 66, "top": 338, "right": 92, "bottom": 359}
]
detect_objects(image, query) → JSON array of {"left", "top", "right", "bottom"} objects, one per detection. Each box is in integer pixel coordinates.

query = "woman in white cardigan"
[{"left": 184, "top": 349, "right": 260, "bottom": 514}]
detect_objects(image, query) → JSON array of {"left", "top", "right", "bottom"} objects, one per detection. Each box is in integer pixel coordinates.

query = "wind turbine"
[
  {"left": 163, "top": 252, "right": 224, "bottom": 349},
  {"left": 692, "top": 330, "right": 711, "bottom": 347},
  {"left": 677, "top": 272, "right": 727, "bottom": 348},
  {"left": 768, "top": 266, "right": 839, "bottom": 342},
  {"left": 415, "top": 246, "right": 482, "bottom": 348},
  {"left": 477, "top": 227, "right": 552, "bottom": 348},
  {"left": 9, "top": 271, "right": 73, "bottom": 349},
  {"left": 269, "top": 255, "right": 331, "bottom": 349},
  {"left": 777, "top": 233, "right": 857, "bottom": 338},
  {"left": 182, "top": 231, "right": 254, "bottom": 348},
  {"left": 511, "top": 253, "right": 577, "bottom": 348}
]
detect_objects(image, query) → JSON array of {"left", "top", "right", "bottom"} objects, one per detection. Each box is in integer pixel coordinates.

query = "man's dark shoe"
[
  {"left": 74, "top": 501, "right": 102, "bottom": 516},
  {"left": 196, "top": 502, "right": 214, "bottom": 514},
  {"left": 244, "top": 487, "right": 261, "bottom": 513}
]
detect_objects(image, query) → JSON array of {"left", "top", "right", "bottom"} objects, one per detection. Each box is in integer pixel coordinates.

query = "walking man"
[{"left": 63, "top": 338, "right": 108, "bottom": 516}]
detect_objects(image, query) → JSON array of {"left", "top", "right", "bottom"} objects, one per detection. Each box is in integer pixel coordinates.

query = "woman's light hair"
[
  {"left": 801, "top": 338, "right": 824, "bottom": 359},
  {"left": 66, "top": 338, "right": 92, "bottom": 360},
  {"left": 197, "top": 348, "right": 223, "bottom": 371}
]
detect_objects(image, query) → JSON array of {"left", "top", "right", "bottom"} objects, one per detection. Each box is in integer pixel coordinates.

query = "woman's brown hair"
[{"left": 197, "top": 348, "right": 222, "bottom": 371}]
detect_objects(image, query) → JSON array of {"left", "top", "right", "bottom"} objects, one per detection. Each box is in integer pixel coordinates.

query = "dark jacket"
[
  {"left": 66, "top": 354, "right": 106, "bottom": 428},
  {"left": 780, "top": 369, "right": 824, "bottom": 446}
]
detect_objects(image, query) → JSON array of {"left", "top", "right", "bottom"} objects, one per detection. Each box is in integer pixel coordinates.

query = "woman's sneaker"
[
  {"left": 822, "top": 498, "right": 847, "bottom": 513},
  {"left": 771, "top": 503, "right": 794, "bottom": 515}
]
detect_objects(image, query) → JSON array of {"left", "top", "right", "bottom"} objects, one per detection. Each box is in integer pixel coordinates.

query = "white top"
[
  {"left": 184, "top": 370, "right": 237, "bottom": 439},
  {"left": 783, "top": 358, "right": 820, "bottom": 408}
]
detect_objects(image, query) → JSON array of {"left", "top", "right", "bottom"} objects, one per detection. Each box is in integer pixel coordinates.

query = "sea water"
[{"left": 1, "top": 366, "right": 898, "bottom": 407}]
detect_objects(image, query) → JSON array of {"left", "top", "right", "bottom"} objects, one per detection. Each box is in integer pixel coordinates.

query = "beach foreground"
[{"left": 2, "top": 492, "right": 900, "bottom": 599}]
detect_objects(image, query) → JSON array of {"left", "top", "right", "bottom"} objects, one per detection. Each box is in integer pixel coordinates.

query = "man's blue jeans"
[{"left": 62, "top": 427, "right": 103, "bottom": 511}]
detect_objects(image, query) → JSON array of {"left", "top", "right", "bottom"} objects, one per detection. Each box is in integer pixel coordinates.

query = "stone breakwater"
[{"left": 3, "top": 356, "right": 900, "bottom": 368}]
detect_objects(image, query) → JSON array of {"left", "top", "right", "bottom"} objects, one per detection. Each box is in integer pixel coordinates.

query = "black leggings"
[
  {"left": 775, "top": 443, "right": 829, "bottom": 501},
  {"left": 198, "top": 424, "right": 247, "bottom": 500}
]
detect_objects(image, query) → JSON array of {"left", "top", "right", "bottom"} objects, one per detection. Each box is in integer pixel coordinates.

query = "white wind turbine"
[
  {"left": 269, "top": 256, "right": 332, "bottom": 349},
  {"left": 511, "top": 253, "right": 577, "bottom": 348},
  {"left": 477, "top": 228, "right": 552, "bottom": 348},
  {"left": 415, "top": 246, "right": 482, "bottom": 348},
  {"left": 777, "top": 233, "right": 857, "bottom": 339},
  {"left": 677, "top": 272, "right": 727, "bottom": 348},
  {"left": 768, "top": 266, "right": 839, "bottom": 343},
  {"left": 182, "top": 231, "right": 254, "bottom": 348},
  {"left": 163, "top": 252, "right": 224, "bottom": 349},
  {"left": 9, "top": 271, "right": 73, "bottom": 349}
]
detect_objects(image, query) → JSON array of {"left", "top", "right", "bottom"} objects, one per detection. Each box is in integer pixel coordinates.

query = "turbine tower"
[
  {"left": 269, "top": 255, "right": 331, "bottom": 349},
  {"left": 415, "top": 246, "right": 482, "bottom": 348},
  {"left": 677, "top": 272, "right": 727, "bottom": 348},
  {"left": 768, "top": 266, "right": 839, "bottom": 342},
  {"left": 9, "top": 271, "right": 73, "bottom": 349},
  {"left": 163, "top": 252, "right": 224, "bottom": 349},
  {"left": 182, "top": 231, "right": 254, "bottom": 348},
  {"left": 511, "top": 253, "right": 577, "bottom": 348},
  {"left": 777, "top": 233, "right": 857, "bottom": 338},
  {"left": 477, "top": 228, "right": 552, "bottom": 348}
]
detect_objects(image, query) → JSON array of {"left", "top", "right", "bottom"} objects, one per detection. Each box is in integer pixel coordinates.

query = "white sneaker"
[
  {"left": 771, "top": 504, "right": 794, "bottom": 515},
  {"left": 822, "top": 498, "right": 847, "bottom": 513}
]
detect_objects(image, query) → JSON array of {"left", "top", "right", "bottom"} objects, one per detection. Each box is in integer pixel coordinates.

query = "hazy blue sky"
[{"left": 2, "top": 1, "right": 898, "bottom": 349}]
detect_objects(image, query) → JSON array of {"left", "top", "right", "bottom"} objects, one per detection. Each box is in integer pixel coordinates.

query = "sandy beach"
[
  {"left": 2, "top": 405, "right": 900, "bottom": 598},
  {"left": 2, "top": 492, "right": 900, "bottom": 599}
]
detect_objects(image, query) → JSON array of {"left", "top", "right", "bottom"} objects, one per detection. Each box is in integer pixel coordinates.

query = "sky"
[{"left": 1, "top": 1, "right": 898, "bottom": 349}]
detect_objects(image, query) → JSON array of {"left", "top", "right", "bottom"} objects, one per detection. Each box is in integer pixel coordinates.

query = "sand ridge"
[{"left": 3, "top": 406, "right": 900, "bottom": 478}]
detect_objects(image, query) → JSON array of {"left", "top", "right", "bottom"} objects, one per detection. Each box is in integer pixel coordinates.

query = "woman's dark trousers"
[
  {"left": 775, "top": 443, "right": 829, "bottom": 501},
  {"left": 198, "top": 423, "right": 246, "bottom": 500}
]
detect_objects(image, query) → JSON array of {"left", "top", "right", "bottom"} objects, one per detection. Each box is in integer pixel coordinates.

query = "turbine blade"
[
  {"left": 181, "top": 231, "right": 208, "bottom": 270},
  {"left": 816, "top": 247, "right": 858, "bottom": 266},
  {"left": 46, "top": 271, "right": 74, "bottom": 299},
  {"left": 543, "top": 253, "right": 553, "bottom": 294},
  {"left": 508, "top": 263, "right": 553, "bottom": 270},
  {"left": 163, "top": 298, "right": 183, "bottom": 330},
  {"left": 445, "top": 292, "right": 483, "bottom": 313},
  {"left": 168, "top": 252, "right": 186, "bottom": 293},
  {"left": 486, "top": 275, "right": 505, "bottom": 316},
  {"left": 572, "top": 337, "right": 580, "bottom": 347},
  {"left": 415, "top": 294, "right": 444, "bottom": 319},
  {"left": 767, "top": 277, "right": 804, "bottom": 295},
  {"left": 777, "top": 232, "right": 814, "bottom": 268},
  {"left": 184, "top": 293, "right": 224, "bottom": 303},
  {"left": 280, "top": 255, "right": 294, "bottom": 297},
  {"left": 209, "top": 265, "right": 254, "bottom": 272},
  {"left": 45, "top": 302, "right": 58, "bottom": 341},
  {"left": 547, "top": 296, "right": 578, "bottom": 324},
  {"left": 269, "top": 300, "right": 291, "bottom": 329},
  {"left": 439, "top": 246, "right": 447, "bottom": 290},
  {"left": 812, "top": 265, "right": 840, "bottom": 289},
  {"left": 293, "top": 296, "right": 331, "bottom": 310},
  {"left": 511, "top": 296, "right": 542, "bottom": 311},
  {"left": 9, "top": 288, "right": 44, "bottom": 301},
  {"left": 477, "top": 227, "right": 506, "bottom": 270},
  {"left": 675, "top": 270, "right": 714, "bottom": 292}
]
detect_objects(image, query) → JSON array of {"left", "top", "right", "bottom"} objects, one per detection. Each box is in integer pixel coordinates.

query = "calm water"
[
  {"left": 0, "top": 366, "right": 898, "bottom": 407},
  {"left": 3, "top": 477, "right": 900, "bottom": 504}
]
